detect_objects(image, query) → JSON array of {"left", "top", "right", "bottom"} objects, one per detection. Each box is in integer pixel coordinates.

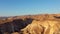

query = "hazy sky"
[{"left": 0, "top": 0, "right": 60, "bottom": 16}]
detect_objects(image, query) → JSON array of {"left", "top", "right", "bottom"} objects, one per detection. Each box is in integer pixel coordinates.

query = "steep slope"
[
  {"left": 0, "top": 14, "right": 60, "bottom": 34},
  {"left": 21, "top": 20, "right": 60, "bottom": 34}
]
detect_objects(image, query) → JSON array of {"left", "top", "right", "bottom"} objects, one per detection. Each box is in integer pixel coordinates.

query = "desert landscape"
[
  {"left": 0, "top": 14, "right": 60, "bottom": 34},
  {"left": 0, "top": 0, "right": 60, "bottom": 34}
]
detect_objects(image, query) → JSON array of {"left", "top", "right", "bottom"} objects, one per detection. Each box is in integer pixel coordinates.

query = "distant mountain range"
[{"left": 0, "top": 17, "right": 8, "bottom": 20}]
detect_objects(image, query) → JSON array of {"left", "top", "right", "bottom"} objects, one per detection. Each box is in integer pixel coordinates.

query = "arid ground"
[{"left": 0, "top": 14, "right": 60, "bottom": 34}]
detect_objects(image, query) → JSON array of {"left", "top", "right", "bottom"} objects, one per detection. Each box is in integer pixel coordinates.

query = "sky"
[{"left": 0, "top": 0, "right": 60, "bottom": 16}]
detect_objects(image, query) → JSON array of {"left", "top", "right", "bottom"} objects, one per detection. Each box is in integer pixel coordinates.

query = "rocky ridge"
[{"left": 0, "top": 14, "right": 60, "bottom": 34}]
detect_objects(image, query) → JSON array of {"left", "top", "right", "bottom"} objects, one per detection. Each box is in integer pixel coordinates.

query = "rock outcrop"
[
  {"left": 0, "top": 14, "right": 60, "bottom": 34},
  {"left": 21, "top": 20, "right": 60, "bottom": 34}
]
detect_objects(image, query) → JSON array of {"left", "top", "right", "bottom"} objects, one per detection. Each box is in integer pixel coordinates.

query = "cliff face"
[
  {"left": 0, "top": 14, "right": 60, "bottom": 34},
  {"left": 0, "top": 18, "right": 33, "bottom": 34}
]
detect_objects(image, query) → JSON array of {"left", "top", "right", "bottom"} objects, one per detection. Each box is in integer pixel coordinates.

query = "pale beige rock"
[{"left": 21, "top": 20, "right": 60, "bottom": 34}]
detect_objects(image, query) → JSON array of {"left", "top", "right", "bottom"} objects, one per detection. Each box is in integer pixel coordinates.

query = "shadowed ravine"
[{"left": 0, "top": 18, "right": 33, "bottom": 34}]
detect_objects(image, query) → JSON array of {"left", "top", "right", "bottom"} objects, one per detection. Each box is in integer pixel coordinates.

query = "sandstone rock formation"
[
  {"left": 0, "top": 14, "right": 60, "bottom": 34},
  {"left": 21, "top": 20, "right": 60, "bottom": 34}
]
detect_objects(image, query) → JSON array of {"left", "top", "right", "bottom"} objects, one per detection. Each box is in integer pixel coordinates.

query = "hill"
[{"left": 0, "top": 14, "right": 60, "bottom": 34}]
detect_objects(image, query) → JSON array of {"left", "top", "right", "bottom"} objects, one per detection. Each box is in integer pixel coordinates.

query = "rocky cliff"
[{"left": 0, "top": 14, "right": 60, "bottom": 34}]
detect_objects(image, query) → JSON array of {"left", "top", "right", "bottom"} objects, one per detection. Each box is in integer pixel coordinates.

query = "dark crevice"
[
  {"left": 40, "top": 25, "right": 45, "bottom": 34},
  {"left": 54, "top": 16, "right": 60, "bottom": 19}
]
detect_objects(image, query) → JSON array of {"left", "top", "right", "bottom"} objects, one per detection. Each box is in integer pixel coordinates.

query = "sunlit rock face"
[
  {"left": 0, "top": 14, "right": 60, "bottom": 34},
  {"left": 20, "top": 20, "right": 60, "bottom": 34}
]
